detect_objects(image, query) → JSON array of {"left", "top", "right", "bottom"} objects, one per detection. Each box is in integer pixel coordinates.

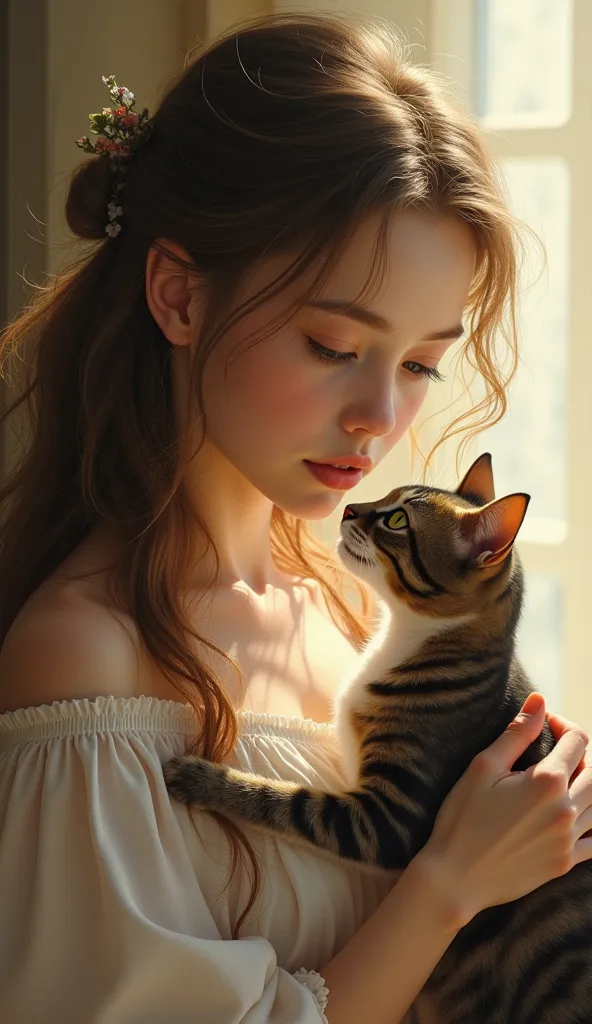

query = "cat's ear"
[
  {"left": 456, "top": 452, "right": 495, "bottom": 505},
  {"left": 459, "top": 493, "right": 530, "bottom": 568}
]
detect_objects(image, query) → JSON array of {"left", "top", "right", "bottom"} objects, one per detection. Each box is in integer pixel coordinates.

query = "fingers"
[
  {"left": 572, "top": 835, "right": 592, "bottom": 867},
  {"left": 547, "top": 711, "right": 589, "bottom": 746},
  {"left": 546, "top": 711, "right": 589, "bottom": 779},
  {"left": 574, "top": 804, "right": 592, "bottom": 840},
  {"left": 535, "top": 726, "right": 588, "bottom": 783},
  {"left": 480, "top": 693, "right": 546, "bottom": 776},
  {"left": 569, "top": 762, "right": 592, "bottom": 817},
  {"left": 571, "top": 758, "right": 587, "bottom": 781}
]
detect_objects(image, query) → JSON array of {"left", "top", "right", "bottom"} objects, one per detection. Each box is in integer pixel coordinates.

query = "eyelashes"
[
  {"left": 305, "top": 337, "right": 446, "bottom": 383},
  {"left": 403, "top": 360, "right": 446, "bottom": 383}
]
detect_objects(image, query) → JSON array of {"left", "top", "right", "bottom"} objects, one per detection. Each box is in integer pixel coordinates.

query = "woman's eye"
[
  {"left": 402, "top": 361, "right": 445, "bottom": 383},
  {"left": 306, "top": 337, "right": 355, "bottom": 365},
  {"left": 306, "top": 338, "right": 445, "bottom": 383}
]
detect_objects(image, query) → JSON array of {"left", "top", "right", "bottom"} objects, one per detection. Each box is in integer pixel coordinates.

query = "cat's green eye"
[{"left": 386, "top": 509, "right": 408, "bottom": 531}]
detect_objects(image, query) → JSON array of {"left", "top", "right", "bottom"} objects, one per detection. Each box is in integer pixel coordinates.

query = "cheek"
[
  {"left": 226, "top": 352, "right": 313, "bottom": 439},
  {"left": 406, "top": 383, "right": 430, "bottom": 422},
  {"left": 389, "top": 382, "right": 430, "bottom": 447}
]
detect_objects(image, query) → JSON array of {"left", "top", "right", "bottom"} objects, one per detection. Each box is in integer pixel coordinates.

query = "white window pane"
[
  {"left": 515, "top": 572, "right": 563, "bottom": 711},
  {"left": 475, "top": 0, "right": 573, "bottom": 128},
  {"left": 483, "top": 157, "right": 569, "bottom": 523}
]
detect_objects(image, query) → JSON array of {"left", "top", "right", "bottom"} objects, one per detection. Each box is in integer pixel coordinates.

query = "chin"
[{"left": 272, "top": 488, "right": 348, "bottom": 521}]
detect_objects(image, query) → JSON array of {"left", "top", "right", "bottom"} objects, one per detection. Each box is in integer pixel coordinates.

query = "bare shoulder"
[{"left": 0, "top": 583, "right": 142, "bottom": 715}]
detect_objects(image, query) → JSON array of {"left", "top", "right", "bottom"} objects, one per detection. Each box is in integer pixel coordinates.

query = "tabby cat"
[{"left": 164, "top": 453, "right": 592, "bottom": 1023}]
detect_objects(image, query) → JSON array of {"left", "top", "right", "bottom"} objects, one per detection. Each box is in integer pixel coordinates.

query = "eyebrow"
[{"left": 305, "top": 300, "right": 465, "bottom": 341}]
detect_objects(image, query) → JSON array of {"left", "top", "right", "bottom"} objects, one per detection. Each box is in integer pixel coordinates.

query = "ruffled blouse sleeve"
[{"left": 0, "top": 696, "right": 329, "bottom": 1024}]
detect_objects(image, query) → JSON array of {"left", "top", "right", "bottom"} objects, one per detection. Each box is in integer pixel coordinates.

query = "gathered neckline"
[{"left": 0, "top": 694, "right": 337, "bottom": 745}]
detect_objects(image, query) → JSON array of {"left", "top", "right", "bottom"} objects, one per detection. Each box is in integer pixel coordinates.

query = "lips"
[
  {"left": 311, "top": 454, "right": 373, "bottom": 471},
  {"left": 303, "top": 461, "right": 364, "bottom": 490}
]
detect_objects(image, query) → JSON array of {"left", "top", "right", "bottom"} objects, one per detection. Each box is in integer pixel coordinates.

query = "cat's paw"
[{"left": 163, "top": 755, "right": 213, "bottom": 806}]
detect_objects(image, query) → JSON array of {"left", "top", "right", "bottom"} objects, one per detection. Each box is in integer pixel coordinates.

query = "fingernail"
[{"left": 521, "top": 693, "right": 543, "bottom": 716}]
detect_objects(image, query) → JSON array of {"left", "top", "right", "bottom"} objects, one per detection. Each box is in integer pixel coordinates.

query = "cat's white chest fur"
[{"left": 332, "top": 599, "right": 468, "bottom": 787}]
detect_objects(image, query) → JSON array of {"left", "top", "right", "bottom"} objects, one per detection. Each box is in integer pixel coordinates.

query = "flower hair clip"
[{"left": 75, "top": 75, "right": 153, "bottom": 237}]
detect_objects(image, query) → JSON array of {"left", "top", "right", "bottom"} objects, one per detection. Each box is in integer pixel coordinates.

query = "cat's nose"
[{"left": 342, "top": 505, "right": 359, "bottom": 521}]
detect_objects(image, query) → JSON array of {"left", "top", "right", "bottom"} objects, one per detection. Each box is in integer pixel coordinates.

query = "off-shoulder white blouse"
[{"left": 0, "top": 695, "right": 434, "bottom": 1023}]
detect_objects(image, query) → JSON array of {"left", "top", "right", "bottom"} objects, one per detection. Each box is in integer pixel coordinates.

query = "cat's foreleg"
[{"left": 163, "top": 755, "right": 407, "bottom": 868}]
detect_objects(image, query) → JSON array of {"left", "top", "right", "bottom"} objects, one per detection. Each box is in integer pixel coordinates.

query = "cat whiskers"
[{"left": 340, "top": 531, "right": 374, "bottom": 567}]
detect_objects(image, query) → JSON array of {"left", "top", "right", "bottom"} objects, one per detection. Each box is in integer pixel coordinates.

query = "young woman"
[{"left": 1, "top": 13, "right": 591, "bottom": 1024}]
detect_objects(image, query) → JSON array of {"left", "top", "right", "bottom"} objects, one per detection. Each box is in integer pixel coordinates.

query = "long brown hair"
[{"left": 0, "top": 11, "right": 524, "bottom": 935}]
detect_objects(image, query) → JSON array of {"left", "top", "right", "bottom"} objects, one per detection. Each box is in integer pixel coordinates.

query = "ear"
[
  {"left": 459, "top": 493, "right": 530, "bottom": 568},
  {"left": 456, "top": 453, "right": 495, "bottom": 505},
  {"left": 145, "top": 239, "right": 200, "bottom": 347}
]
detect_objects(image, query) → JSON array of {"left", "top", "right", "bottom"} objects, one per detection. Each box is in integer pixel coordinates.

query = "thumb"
[{"left": 488, "top": 692, "right": 546, "bottom": 774}]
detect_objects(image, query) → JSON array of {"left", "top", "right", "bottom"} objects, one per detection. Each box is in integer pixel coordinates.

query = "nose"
[
  {"left": 339, "top": 362, "right": 397, "bottom": 438},
  {"left": 342, "top": 503, "right": 381, "bottom": 524}
]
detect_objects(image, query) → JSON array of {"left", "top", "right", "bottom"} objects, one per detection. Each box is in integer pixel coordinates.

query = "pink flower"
[{"left": 96, "top": 137, "right": 119, "bottom": 153}]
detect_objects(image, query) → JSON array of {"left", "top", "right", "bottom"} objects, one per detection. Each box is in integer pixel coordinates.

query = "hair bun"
[{"left": 66, "top": 156, "right": 114, "bottom": 240}]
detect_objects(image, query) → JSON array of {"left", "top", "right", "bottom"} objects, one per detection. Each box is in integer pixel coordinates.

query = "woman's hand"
[
  {"left": 417, "top": 692, "right": 592, "bottom": 929},
  {"left": 547, "top": 708, "right": 592, "bottom": 837},
  {"left": 547, "top": 708, "right": 588, "bottom": 779}
]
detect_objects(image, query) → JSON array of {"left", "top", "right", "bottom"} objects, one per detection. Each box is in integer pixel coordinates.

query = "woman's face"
[{"left": 192, "top": 207, "right": 477, "bottom": 520}]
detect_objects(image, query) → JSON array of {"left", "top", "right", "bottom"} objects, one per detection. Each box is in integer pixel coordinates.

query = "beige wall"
[
  {"left": 46, "top": 0, "right": 196, "bottom": 277},
  {"left": 208, "top": 0, "right": 272, "bottom": 38},
  {"left": 2, "top": 0, "right": 48, "bottom": 478}
]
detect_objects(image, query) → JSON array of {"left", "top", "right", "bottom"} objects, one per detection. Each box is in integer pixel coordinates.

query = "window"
[
  {"left": 313, "top": 0, "right": 592, "bottom": 731},
  {"left": 428, "top": 0, "right": 591, "bottom": 726},
  {"left": 475, "top": 0, "right": 573, "bottom": 129}
]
